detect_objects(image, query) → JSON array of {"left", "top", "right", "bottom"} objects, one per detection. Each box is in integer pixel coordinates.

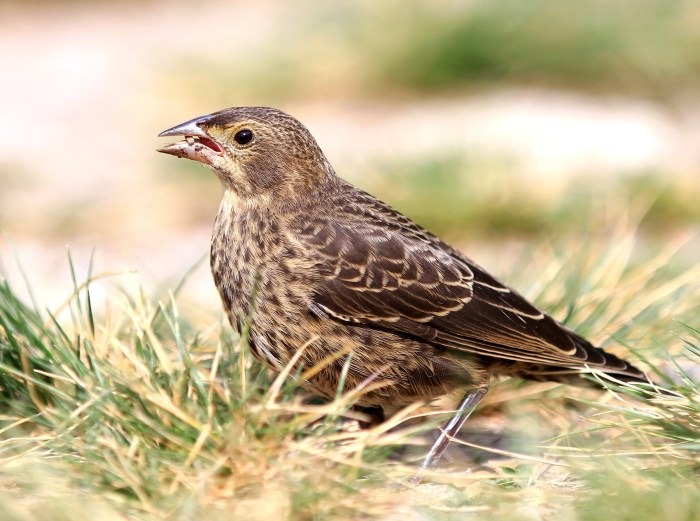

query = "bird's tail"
[{"left": 520, "top": 348, "right": 675, "bottom": 396}]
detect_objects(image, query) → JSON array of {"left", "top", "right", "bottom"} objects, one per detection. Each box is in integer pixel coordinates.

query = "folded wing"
[{"left": 291, "top": 190, "right": 643, "bottom": 378}]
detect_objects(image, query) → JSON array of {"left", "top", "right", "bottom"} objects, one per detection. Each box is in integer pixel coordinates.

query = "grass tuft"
[{"left": 0, "top": 225, "right": 699, "bottom": 518}]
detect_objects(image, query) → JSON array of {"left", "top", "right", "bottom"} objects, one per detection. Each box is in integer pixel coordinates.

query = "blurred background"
[{"left": 1, "top": 0, "right": 699, "bottom": 309}]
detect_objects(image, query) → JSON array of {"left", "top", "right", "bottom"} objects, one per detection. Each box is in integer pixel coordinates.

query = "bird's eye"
[{"left": 234, "top": 129, "right": 254, "bottom": 145}]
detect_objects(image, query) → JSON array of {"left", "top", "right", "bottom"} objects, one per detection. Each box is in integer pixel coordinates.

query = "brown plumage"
[{"left": 157, "top": 106, "right": 648, "bottom": 468}]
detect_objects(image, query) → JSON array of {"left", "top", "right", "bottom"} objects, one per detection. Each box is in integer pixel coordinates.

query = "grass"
[
  {"left": 0, "top": 254, "right": 422, "bottom": 519},
  {"left": 0, "top": 220, "right": 699, "bottom": 519}
]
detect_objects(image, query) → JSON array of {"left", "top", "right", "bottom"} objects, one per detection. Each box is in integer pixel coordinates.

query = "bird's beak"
[
  {"left": 158, "top": 114, "right": 213, "bottom": 139},
  {"left": 157, "top": 114, "right": 225, "bottom": 165}
]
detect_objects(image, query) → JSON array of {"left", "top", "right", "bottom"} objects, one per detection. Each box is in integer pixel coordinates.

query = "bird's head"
[{"left": 158, "top": 107, "right": 335, "bottom": 203}]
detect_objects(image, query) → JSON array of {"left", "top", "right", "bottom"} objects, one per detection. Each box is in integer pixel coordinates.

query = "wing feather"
[{"left": 291, "top": 187, "right": 642, "bottom": 377}]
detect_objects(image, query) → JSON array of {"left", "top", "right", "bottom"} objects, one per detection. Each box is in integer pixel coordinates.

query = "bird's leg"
[
  {"left": 420, "top": 386, "right": 489, "bottom": 470},
  {"left": 353, "top": 405, "right": 385, "bottom": 429}
]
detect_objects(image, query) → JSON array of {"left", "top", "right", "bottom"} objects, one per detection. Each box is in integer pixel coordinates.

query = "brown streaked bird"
[{"left": 157, "top": 107, "right": 649, "bottom": 469}]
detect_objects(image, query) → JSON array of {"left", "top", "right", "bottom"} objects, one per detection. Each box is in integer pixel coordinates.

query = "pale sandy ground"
[{"left": 1, "top": 0, "right": 698, "bottom": 312}]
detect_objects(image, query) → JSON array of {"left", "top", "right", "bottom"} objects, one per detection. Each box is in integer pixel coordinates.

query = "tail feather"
[{"left": 514, "top": 333, "right": 652, "bottom": 387}]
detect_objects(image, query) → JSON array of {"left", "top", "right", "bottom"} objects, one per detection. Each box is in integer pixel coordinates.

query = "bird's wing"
[{"left": 290, "top": 201, "right": 636, "bottom": 374}]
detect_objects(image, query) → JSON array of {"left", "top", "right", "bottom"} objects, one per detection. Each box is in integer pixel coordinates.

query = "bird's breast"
[
  {"left": 211, "top": 207, "right": 265, "bottom": 320},
  {"left": 209, "top": 202, "right": 317, "bottom": 338}
]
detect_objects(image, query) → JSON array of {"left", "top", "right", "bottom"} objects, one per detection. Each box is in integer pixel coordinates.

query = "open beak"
[{"left": 157, "top": 114, "right": 225, "bottom": 165}]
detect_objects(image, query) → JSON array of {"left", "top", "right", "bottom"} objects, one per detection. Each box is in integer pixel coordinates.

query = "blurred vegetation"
[
  {"left": 365, "top": 154, "right": 700, "bottom": 242},
  {"left": 576, "top": 466, "right": 700, "bottom": 520},
  {"left": 164, "top": 0, "right": 700, "bottom": 102},
  {"left": 368, "top": 0, "right": 700, "bottom": 96}
]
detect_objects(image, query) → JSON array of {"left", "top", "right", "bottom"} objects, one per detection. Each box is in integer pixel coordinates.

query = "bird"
[{"left": 157, "top": 106, "right": 649, "bottom": 469}]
